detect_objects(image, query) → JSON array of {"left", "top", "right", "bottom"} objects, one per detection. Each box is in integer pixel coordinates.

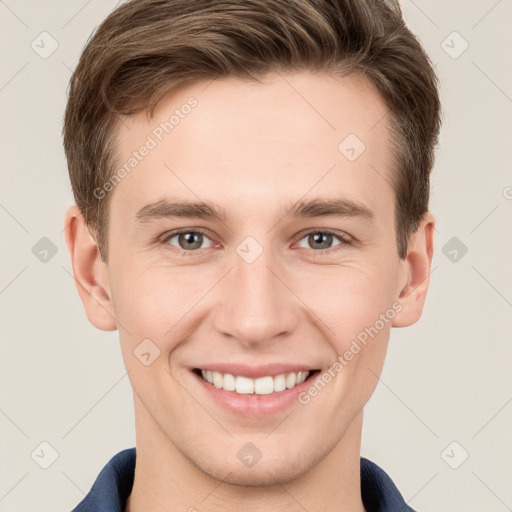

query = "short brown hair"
[{"left": 63, "top": 0, "right": 441, "bottom": 261}]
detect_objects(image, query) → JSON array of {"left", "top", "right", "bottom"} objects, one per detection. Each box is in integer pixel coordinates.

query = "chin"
[
  {"left": 188, "top": 444, "right": 320, "bottom": 488},
  {"left": 209, "top": 460, "right": 307, "bottom": 487}
]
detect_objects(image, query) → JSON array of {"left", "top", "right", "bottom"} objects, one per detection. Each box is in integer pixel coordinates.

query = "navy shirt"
[{"left": 71, "top": 447, "right": 416, "bottom": 512}]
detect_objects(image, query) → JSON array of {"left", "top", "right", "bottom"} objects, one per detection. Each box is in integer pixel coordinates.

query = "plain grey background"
[{"left": 1, "top": 1, "right": 511, "bottom": 511}]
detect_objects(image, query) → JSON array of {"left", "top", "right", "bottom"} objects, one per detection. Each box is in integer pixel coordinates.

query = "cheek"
[
  {"left": 110, "top": 265, "right": 193, "bottom": 407},
  {"left": 291, "top": 260, "right": 397, "bottom": 403},
  {"left": 302, "top": 267, "right": 394, "bottom": 420},
  {"left": 110, "top": 261, "right": 211, "bottom": 334},
  {"left": 292, "top": 258, "right": 399, "bottom": 338}
]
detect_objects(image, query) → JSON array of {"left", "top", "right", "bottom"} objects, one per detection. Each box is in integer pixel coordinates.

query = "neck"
[{"left": 126, "top": 394, "right": 366, "bottom": 512}]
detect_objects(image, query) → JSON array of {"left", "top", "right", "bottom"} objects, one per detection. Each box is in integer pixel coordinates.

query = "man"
[{"left": 63, "top": 0, "right": 440, "bottom": 510}]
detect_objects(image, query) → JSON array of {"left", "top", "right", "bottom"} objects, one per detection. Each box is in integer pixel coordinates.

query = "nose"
[{"left": 212, "top": 245, "right": 300, "bottom": 348}]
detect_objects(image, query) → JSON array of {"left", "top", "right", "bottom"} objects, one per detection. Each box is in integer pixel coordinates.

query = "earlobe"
[
  {"left": 64, "top": 205, "right": 117, "bottom": 331},
  {"left": 392, "top": 212, "right": 435, "bottom": 328}
]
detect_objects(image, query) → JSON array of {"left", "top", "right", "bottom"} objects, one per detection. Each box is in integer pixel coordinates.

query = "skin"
[{"left": 65, "top": 71, "right": 434, "bottom": 512}]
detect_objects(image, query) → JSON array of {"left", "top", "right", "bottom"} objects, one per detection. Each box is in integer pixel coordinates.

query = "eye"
[
  {"left": 295, "top": 230, "right": 351, "bottom": 251},
  {"left": 163, "top": 228, "right": 216, "bottom": 252}
]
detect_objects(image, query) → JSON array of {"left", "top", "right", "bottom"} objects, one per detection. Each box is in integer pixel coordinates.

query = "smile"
[
  {"left": 191, "top": 364, "right": 321, "bottom": 416},
  {"left": 198, "top": 369, "right": 311, "bottom": 395}
]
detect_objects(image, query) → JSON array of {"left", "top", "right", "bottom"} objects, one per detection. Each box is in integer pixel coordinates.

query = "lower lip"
[{"left": 191, "top": 370, "right": 320, "bottom": 418}]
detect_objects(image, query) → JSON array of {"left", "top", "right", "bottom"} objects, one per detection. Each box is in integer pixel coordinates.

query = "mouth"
[{"left": 192, "top": 368, "right": 320, "bottom": 395}]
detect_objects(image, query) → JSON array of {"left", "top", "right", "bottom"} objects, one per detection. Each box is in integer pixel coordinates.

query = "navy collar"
[{"left": 71, "top": 447, "right": 416, "bottom": 512}]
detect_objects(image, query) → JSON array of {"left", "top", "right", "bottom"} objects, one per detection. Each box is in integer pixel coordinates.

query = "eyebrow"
[
  {"left": 134, "top": 197, "right": 375, "bottom": 224},
  {"left": 135, "top": 199, "right": 229, "bottom": 223}
]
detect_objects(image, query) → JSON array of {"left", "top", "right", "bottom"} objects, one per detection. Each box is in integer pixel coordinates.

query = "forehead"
[{"left": 111, "top": 71, "right": 394, "bottom": 222}]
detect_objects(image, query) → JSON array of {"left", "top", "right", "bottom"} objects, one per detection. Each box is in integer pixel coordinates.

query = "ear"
[
  {"left": 64, "top": 205, "right": 117, "bottom": 331},
  {"left": 392, "top": 212, "right": 435, "bottom": 328}
]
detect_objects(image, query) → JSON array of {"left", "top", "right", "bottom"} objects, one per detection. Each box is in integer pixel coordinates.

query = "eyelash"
[{"left": 160, "top": 227, "right": 353, "bottom": 257}]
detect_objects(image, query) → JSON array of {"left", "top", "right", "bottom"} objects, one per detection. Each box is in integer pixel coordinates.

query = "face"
[{"left": 69, "top": 71, "right": 432, "bottom": 486}]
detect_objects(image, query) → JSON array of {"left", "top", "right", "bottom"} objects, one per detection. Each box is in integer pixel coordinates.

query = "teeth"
[
  {"left": 236, "top": 376, "right": 254, "bottom": 394},
  {"left": 223, "top": 373, "right": 236, "bottom": 391},
  {"left": 285, "top": 372, "right": 296, "bottom": 389},
  {"left": 200, "top": 370, "right": 310, "bottom": 394},
  {"left": 212, "top": 371, "right": 223, "bottom": 388},
  {"left": 274, "top": 373, "right": 286, "bottom": 392}
]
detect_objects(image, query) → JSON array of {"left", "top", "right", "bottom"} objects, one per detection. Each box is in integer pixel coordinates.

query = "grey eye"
[
  {"left": 167, "top": 231, "right": 214, "bottom": 251},
  {"left": 296, "top": 232, "right": 342, "bottom": 250}
]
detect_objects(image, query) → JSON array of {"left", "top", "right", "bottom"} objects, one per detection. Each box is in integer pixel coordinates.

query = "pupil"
[
  {"left": 180, "top": 232, "right": 202, "bottom": 250},
  {"left": 311, "top": 233, "right": 332, "bottom": 249}
]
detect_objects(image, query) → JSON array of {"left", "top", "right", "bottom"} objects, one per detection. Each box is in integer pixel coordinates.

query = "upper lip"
[{"left": 194, "top": 363, "right": 318, "bottom": 379}]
